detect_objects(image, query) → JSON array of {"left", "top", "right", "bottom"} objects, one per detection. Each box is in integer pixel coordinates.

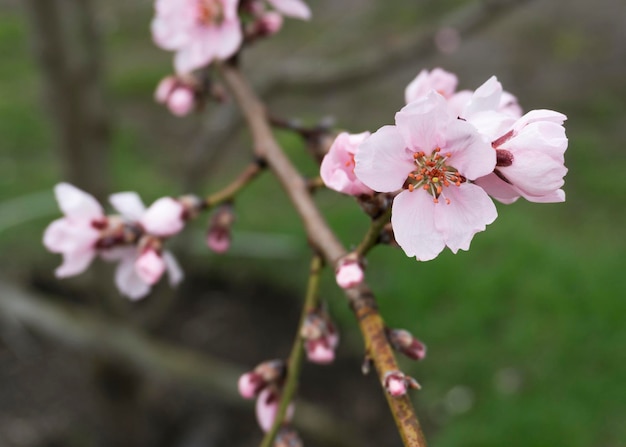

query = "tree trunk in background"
[{"left": 23, "top": 0, "right": 110, "bottom": 201}]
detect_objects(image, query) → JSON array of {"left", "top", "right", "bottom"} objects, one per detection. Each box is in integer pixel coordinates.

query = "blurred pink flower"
[
  {"left": 355, "top": 92, "right": 497, "bottom": 261},
  {"left": 320, "top": 131, "right": 373, "bottom": 196},
  {"left": 266, "top": 0, "right": 311, "bottom": 20},
  {"left": 255, "top": 388, "right": 294, "bottom": 432},
  {"left": 151, "top": 0, "right": 243, "bottom": 74},
  {"left": 107, "top": 192, "right": 185, "bottom": 299},
  {"left": 43, "top": 183, "right": 106, "bottom": 278},
  {"left": 335, "top": 259, "right": 364, "bottom": 289}
]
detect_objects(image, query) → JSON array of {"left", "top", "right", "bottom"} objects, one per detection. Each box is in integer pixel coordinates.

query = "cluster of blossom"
[
  {"left": 151, "top": 0, "right": 311, "bottom": 115},
  {"left": 42, "top": 183, "right": 203, "bottom": 299},
  {"left": 238, "top": 359, "right": 295, "bottom": 432},
  {"left": 321, "top": 68, "right": 568, "bottom": 262}
]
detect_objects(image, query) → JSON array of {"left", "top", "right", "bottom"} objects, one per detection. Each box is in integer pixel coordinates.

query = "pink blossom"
[
  {"left": 305, "top": 339, "right": 335, "bottom": 364},
  {"left": 475, "top": 110, "right": 568, "bottom": 203},
  {"left": 110, "top": 192, "right": 185, "bottom": 237},
  {"left": 43, "top": 183, "right": 105, "bottom": 278},
  {"left": 255, "top": 388, "right": 295, "bottom": 432},
  {"left": 167, "top": 87, "right": 196, "bottom": 116},
  {"left": 107, "top": 192, "right": 185, "bottom": 299},
  {"left": 238, "top": 372, "right": 263, "bottom": 399},
  {"left": 320, "top": 132, "right": 373, "bottom": 196},
  {"left": 206, "top": 228, "right": 230, "bottom": 253},
  {"left": 103, "top": 246, "right": 183, "bottom": 300},
  {"left": 354, "top": 91, "right": 497, "bottom": 261},
  {"left": 151, "top": 0, "right": 243, "bottom": 74},
  {"left": 405, "top": 68, "right": 458, "bottom": 104},
  {"left": 386, "top": 375, "right": 407, "bottom": 397},
  {"left": 266, "top": 0, "right": 311, "bottom": 20},
  {"left": 257, "top": 11, "right": 283, "bottom": 35},
  {"left": 405, "top": 69, "right": 523, "bottom": 120},
  {"left": 335, "top": 259, "right": 364, "bottom": 289},
  {"left": 155, "top": 76, "right": 178, "bottom": 103}
]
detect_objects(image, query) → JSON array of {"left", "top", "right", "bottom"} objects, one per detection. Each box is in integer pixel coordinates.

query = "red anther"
[
  {"left": 422, "top": 185, "right": 429, "bottom": 190},
  {"left": 455, "top": 181, "right": 461, "bottom": 186},
  {"left": 445, "top": 198, "right": 451, "bottom": 205},
  {"left": 415, "top": 174, "right": 423, "bottom": 181},
  {"left": 436, "top": 186, "right": 442, "bottom": 195},
  {"left": 446, "top": 152, "right": 452, "bottom": 157},
  {"left": 408, "top": 184, "right": 414, "bottom": 192},
  {"left": 433, "top": 198, "right": 439, "bottom": 203},
  {"left": 434, "top": 147, "right": 441, "bottom": 152},
  {"left": 413, "top": 152, "right": 420, "bottom": 159}
]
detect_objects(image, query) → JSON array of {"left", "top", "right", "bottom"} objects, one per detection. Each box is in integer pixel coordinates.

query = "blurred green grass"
[{"left": 1, "top": 2, "right": 625, "bottom": 446}]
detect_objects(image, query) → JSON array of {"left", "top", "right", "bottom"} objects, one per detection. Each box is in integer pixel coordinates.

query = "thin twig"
[
  {"left": 355, "top": 206, "right": 393, "bottom": 258},
  {"left": 204, "top": 159, "right": 266, "bottom": 207},
  {"left": 260, "top": 255, "right": 323, "bottom": 447},
  {"left": 219, "top": 63, "right": 427, "bottom": 447}
]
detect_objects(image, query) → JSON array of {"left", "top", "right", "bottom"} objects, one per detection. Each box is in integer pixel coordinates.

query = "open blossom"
[
  {"left": 355, "top": 91, "right": 497, "bottom": 261},
  {"left": 406, "top": 68, "right": 523, "bottom": 119},
  {"left": 475, "top": 110, "right": 568, "bottom": 203},
  {"left": 107, "top": 192, "right": 185, "bottom": 299},
  {"left": 151, "top": 0, "right": 243, "bottom": 74},
  {"left": 43, "top": 183, "right": 106, "bottom": 278},
  {"left": 456, "top": 77, "right": 568, "bottom": 204},
  {"left": 320, "top": 132, "right": 373, "bottom": 196}
]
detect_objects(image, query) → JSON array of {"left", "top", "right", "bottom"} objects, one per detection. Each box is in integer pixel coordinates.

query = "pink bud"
[
  {"left": 388, "top": 328, "right": 427, "bottom": 361},
  {"left": 238, "top": 372, "right": 262, "bottom": 399},
  {"left": 154, "top": 76, "right": 177, "bottom": 103},
  {"left": 305, "top": 340, "right": 335, "bottom": 364},
  {"left": 135, "top": 249, "right": 166, "bottom": 285},
  {"left": 167, "top": 87, "right": 195, "bottom": 116},
  {"left": 335, "top": 261, "right": 364, "bottom": 289},
  {"left": 255, "top": 388, "right": 294, "bottom": 433},
  {"left": 258, "top": 12, "right": 283, "bottom": 35},
  {"left": 206, "top": 228, "right": 230, "bottom": 253},
  {"left": 384, "top": 371, "right": 408, "bottom": 397}
]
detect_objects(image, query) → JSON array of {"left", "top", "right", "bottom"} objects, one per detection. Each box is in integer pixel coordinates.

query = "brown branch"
[
  {"left": 219, "top": 63, "right": 427, "bottom": 447},
  {"left": 204, "top": 159, "right": 266, "bottom": 207},
  {"left": 0, "top": 278, "right": 361, "bottom": 447}
]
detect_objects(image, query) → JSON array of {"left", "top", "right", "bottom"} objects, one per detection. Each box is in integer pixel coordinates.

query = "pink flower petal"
[
  {"left": 462, "top": 76, "right": 502, "bottom": 118},
  {"left": 109, "top": 192, "right": 146, "bottom": 220},
  {"left": 167, "top": 87, "right": 195, "bottom": 116},
  {"left": 114, "top": 249, "right": 151, "bottom": 300},
  {"left": 43, "top": 218, "right": 99, "bottom": 254},
  {"left": 214, "top": 19, "right": 244, "bottom": 59},
  {"left": 354, "top": 125, "right": 413, "bottom": 192},
  {"left": 405, "top": 68, "right": 458, "bottom": 104},
  {"left": 55, "top": 250, "right": 97, "bottom": 278},
  {"left": 473, "top": 173, "right": 520, "bottom": 204},
  {"left": 255, "top": 389, "right": 295, "bottom": 433},
  {"left": 439, "top": 117, "right": 495, "bottom": 180},
  {"left": 267, "top": 0, "right": 312, "bottom": 20},
  {"left": 433, "top": 183, "right": 497, "bottom": 253},
  {"left": 135, "top": 250, "right": 166, "bottom": 285},
  {"left": 54, "top": 183, "right": 103, "bottom": 220},
  {"left": 140, "top": 197, "right": 184, "bottom": 237},
  {"left": 320, "top": 132, "right": 373, "bottom": 196},
  {"left": 154, "top": 76, "right": 177, "bottom": 103},
  {"left": 395, "top": 92, "right": 452, "bottom": 153},
  {"left": 391, "top": 190, "right": 445, "bottom": 261},
  {"left": 498, "top": 150, "right": 567, "bottom": 196},
  {"left": 305, "top": 340, "right": 335, "bottom": 364},
  {"left": 163, "top": 250, "right": 184, "bottom": 286}
]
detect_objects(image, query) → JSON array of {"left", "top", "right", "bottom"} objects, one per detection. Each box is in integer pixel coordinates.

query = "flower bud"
[
  {"left": 207, "top": 204, "right": 236, "bottom": 253},
  {"left": 256, "top": 388, "right": 295, "bottom": 433},
  {"left": 387, "top": 328, "right": 427, "bottom": 361},
  {"left": 335, "top": 256, "right": 364, "bottom": 289},
  {"left": 238, "top": 359, "right": 287, "bottom": 400},
  {"left": 301, "top": 308, "right": 339, "bottom": 365},
  {"left": 383, "top": 370, "right": 421, "bottom": 397},
  {"left": 167, "top": 87, "right": 195, "bottom": 116},
  {"left": 135, "top": 246, "right": 165, "bottom": 285},
  {"left": 154, "top": 76, "right": 177, "bottom": 103},
  {"left": 257, "top": 12, "right": 283, "bottom": 36}
]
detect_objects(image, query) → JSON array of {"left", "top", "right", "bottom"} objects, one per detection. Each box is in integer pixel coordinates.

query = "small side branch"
[{"left": 219, "top": 63, "right": 427, "bottom": 447}]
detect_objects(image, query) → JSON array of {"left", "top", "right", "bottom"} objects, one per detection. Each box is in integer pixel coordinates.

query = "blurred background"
[{"left": 1, "top": 0, "right": 625, "bottom": 446}]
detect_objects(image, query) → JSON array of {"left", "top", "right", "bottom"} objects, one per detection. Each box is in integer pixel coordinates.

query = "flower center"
[
  {"left": 405, "top": 148, "right": 465, "bottom": 204},
  {"left": 197, "top": 0, "right": 223, "bottom": 25}
]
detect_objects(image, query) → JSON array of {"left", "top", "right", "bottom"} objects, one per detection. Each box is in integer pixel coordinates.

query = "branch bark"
[{"left": 219, "top": 63, "right": 427, "bottom": 447}]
